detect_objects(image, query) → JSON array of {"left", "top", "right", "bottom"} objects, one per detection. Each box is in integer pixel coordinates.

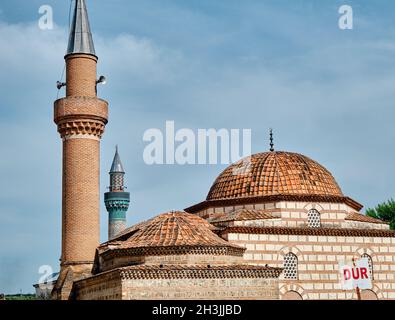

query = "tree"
[{"left": 366, "top": 199, "right": 395, "bottom": 230}]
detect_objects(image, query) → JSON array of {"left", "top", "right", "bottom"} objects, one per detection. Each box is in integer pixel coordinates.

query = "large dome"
[{"left": 207, "top": 151, "right": 343, "bottom": 201}]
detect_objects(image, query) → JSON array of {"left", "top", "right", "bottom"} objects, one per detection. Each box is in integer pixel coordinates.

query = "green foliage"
[
  {"left": 5, "top": 294, "right": 36, "bottom": 300},
  {"left": 366, "top": 199, "right": 395, "bottom": 230}
]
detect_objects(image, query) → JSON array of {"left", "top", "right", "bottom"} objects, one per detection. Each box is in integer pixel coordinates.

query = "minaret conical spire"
[
  {"left": 110, "top": 145, "right": 125, "bottom": 173},
  {"left": 67, "top": 0, "right": 96, "bottom": 56}
]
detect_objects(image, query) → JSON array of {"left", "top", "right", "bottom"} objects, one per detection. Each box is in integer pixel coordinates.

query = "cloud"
[
  {"left": 0, "top": 18, "right": 188, "bottom": 293},
  {"left": 1, "top": 0, "right": 395, "bottom": 293}
]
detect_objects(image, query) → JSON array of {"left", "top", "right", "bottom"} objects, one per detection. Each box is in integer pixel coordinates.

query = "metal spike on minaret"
[
  {"left": 67, "top": 0, "right": 96, "bottom": 56},
  {"left": 270, "top": 128, "right": 274, "bottom": 152},
  {"left": 110, "top": 145, "right": 125, "bottom": 173}
]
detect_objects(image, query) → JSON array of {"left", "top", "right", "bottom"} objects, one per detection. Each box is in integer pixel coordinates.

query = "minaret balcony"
[{"left": 104, "top": 192, "right": 130, "bottom": 209}]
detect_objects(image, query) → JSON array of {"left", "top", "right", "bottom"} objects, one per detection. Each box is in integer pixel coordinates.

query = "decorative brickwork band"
[
  {"left": 117, "top": 265, "right": 283, "bottom": 280},
  {"left": 57, "top": 119, "right": 106, "bottom": 139},
  {"left": 101, "top": 245, "right": 246, "bottom": 261},
  {"left": 54, "top": 96, "right": 108, "bottom": 139},
  {"left": 220, "top": 226, "right": 395, "bottom": 237}
]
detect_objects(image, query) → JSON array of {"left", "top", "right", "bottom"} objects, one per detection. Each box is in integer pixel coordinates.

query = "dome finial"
[{"left": 269, "top": 128, "right": 274, "bottom": 152}]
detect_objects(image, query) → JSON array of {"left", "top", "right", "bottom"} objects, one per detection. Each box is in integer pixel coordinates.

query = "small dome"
[
  {"left": 207, "top": 151, "right": 343, "bottom": 201},
  {"left": 118, "top": 211, "right": 240, "bottom": 250},
  {"left": 95, "top": 211, "right": 245, "bottom": 273}
]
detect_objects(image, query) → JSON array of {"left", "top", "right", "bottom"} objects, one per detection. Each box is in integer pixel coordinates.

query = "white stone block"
[
  {"left": 259, "top": 234, "right": 268, "bottom": 241},
  {"left": 227, "top": 233, "right": 238, "bottom": 241},
  {"left": 250, "top": 234, "right": 259, "bottom": 241},
  {"left": 314, "top": 283, "right": 324, "bottom": 290},
  {"left": 279, "top": 235, "right": 288, "bottom": 242},
  {"left": 265, "top": 244, "right": 277, "bottom": 251},
  {"left": 239, "top": 234, "right": 249, "bottom": 241},
  {"left": 324, "top": 283, "right": 333, "bottom": 290},
  {"left": 338, "top": 292, "right": 346, "bottom": 300},
  {"left": 319, "top": 293, "right": 329, "bottom": 300},
  {"left": 304, "top": 245, "right": 313, "bottom": 251},
  {"left": 303, "top": 283, "right": 313, "bottom": 290},
  {"left": 325, "top": 264, "right": 334, "bottom": 271},
  {"left": 342, "top": 246, "right": 351, "bottom": 252},
  {"left": 332, "top": 246, "right": 341, "bottom": 253},
  {"left": 309, "top": 293, "right": 319, "bottom": 300},
  {"left": 265, "top": 203, "right": 275, "bottom": 210},
  {"left": 262, "top": 254, "right": 273, "bottom": 261},
  {"left": 253, "top": 253, "right": 262, "bottom": 260},
  {"left": 379, "top": 246, "right": 389, "bottom": 253},
  {"left": 244, "top": 253, "right": 253, "bottom": 260},
  {"left": 329, "top": 274, "right": 338, "bottom": 280},
  {"left": 288, "top": 221, "right": 297, "bottom": 227},
  {"left": 255, "top": 244, "right": 265, "bottom": 251},
  {"left": 311, "top": 273, "right": 320, "bottom": 280}
]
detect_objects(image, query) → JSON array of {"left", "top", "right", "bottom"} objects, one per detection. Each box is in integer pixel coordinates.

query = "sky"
[{"left": 0, "top": 0, "right": 395, "bottom": 294}]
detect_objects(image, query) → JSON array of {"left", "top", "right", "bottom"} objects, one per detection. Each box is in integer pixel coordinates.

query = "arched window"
[
  {"left": 307, "top": 209, "right": 321, "bottom": 228},
  {"left": 361, "top": 289, "right": 378, "bottom": 300},
  {"left": 361, "top": 254, "right": 374, "bottom": 280},
  {"left": 283, "top": 253, "right": 298, "bottom": 280},
  {"left": 282, "top": 291, "right": 303, "bottom": 300}
]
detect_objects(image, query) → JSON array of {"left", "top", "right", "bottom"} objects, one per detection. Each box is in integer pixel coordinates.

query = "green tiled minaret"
[{"left": 104, "top": 146, "right": 130, "bottom": 240}]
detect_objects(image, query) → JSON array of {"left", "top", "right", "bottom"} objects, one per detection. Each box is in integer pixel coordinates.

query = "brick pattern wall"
[
  {"left": 197, "top": 201, "right": 388, "bottom": 230},
  {"left": 61, "top": 138, "right": 101, "bottom": 263},
  {"left": 122, "top": 278, "right": 279, "bottom": 300},
  {"left": 195, "top": 200, "right": 393, "bottom": 299},
  {"left": 74, "top": 272, "right": 122, "bottom": 300},
  {"left": 75, "top": 276, "right": 279, "bottom": 300},
  {"left": 225, "top": 232, "right": 395, "bottom": 300},
  {"left": 66, "top": 54, "right": 97, "bottom": 97}
]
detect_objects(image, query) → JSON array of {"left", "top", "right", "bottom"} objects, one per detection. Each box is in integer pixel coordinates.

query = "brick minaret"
[
  {"left": 52, "top": 0, "right": 108, "bottom": 300},
  {"left": 105, "top": 146, "right": 130, "bottom": 240}
]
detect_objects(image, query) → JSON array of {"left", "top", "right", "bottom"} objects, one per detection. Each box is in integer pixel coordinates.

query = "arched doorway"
[
  {"left": 282, "top": 291, "right": 303, "bottom": 300},
  {"left": 361, "top": 290, "right": 378, "bottom": 300}
]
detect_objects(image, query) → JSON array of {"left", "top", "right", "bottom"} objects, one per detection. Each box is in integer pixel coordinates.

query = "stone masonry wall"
[
  {"left": 74, "top": 272, "right": 280, "bottom": 300},
  {"left": 122, "top": 278, "right": 279, "bottom": 300},
  {"left": 225, "top": 232, "right": 395, "bottom": 300},
  {"left": 197, "top": 201, "right": 388, "bottom": 230},
  {"left": 74, "top": 272, "right": 122, "bottom": 300}
]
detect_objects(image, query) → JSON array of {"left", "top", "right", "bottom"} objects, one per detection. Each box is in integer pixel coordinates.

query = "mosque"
[{"left": 50, "top": 0, "right": 395, "bottom": 300}]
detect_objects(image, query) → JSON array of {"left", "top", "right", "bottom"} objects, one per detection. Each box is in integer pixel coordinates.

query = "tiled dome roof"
[
  {"left": 118, "top": 211, "right": 241, "bottom": 250},
  {"left": 207, "top": 151, "right": 343, "bottom": 201}
]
